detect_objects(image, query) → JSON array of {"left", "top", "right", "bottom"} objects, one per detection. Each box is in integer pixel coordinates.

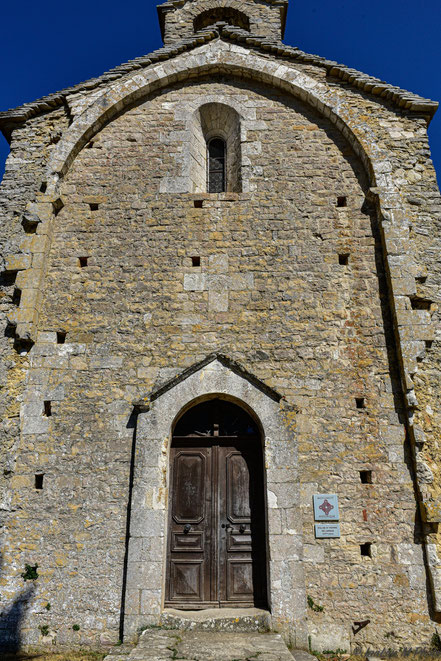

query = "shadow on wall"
[
  {"left": 0, "top": 133, "right": 10, "bottom": 184},
  {"left": 0, "top": 553, "right": 36, "bottom": 652}
]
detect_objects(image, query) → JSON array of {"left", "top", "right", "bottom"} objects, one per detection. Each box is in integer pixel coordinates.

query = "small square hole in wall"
[
  {"left": 339, "top": 254, "right": 349, "bottom": 265},
  {"left": 40, "top": 182, "right": 47, "bottom": 193},
  {"left": 1, "top": 271, "right": 17, "bottom": 287},
  {"left": 360, "top": 542, "right": 372, "bottom": 557},
  {"left": 12, "top": 288, "right": 22, "bottom": 306},
  {"left": 194, "top": 200, "right": 203, "bottom": 208},
  {"left": 52, "top": 198, "right": 64, "bottom": 216},
  {"left": 22, "top": 217, "right": 38, "bottom": 234},
  {"left": 360, "top": 470, "right": 372, "bottom": 484},
  {"left": 56, "top": 331, "right": 66, "bottom": 345},
  {"left": 35, "top": 474, "right": 44, "bottom": 490},
  {"left": 89, "top": 203, "right": 99, "bottom": 211},
  {"left": 355, "top": 397, "right": 366, "bottom": 409},
  {"left": 410, "top": 296, "right": 431, "bottom": 311},
  {"left": 43, "top": 401, "right": 52, "bottom": 417},
  {"left": 78, "top": 257, "right": 88, "bottom": 268},
  {"left": 5, "top": 322, "right": 16, "bottom": 339},
  {"left": 191, "top": 256, "right": 201, "bottom": 267},
  {"left": 337, "top": 196, "right": 347, "bottom": 208}
]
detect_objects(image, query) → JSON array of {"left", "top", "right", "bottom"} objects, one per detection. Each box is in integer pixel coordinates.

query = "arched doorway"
[{"left": 165, "top": 398, "right": 268, "bottom": 609}]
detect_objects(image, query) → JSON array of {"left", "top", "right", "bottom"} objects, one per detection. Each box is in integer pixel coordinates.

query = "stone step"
[
  {"left": 159, "top": 606, "right": 272, "bottom": 632},
  {"left": 114, "top": 629, "right": 295, "bottom": 660}
]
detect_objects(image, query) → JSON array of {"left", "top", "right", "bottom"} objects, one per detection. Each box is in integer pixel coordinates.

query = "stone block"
[
  {"left": 208, "top": 290, "right": 228, "bottom": 312},
  {"left": 4, "top": 253, "right": 32, "bottom": 272},
  {"left": 184, "top": 273, "right": 207, "bottom": 291}
]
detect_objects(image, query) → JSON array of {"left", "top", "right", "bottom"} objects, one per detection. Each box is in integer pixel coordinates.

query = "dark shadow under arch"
[{"left": 194, "top": 8, "right": 250, "bottom": 32}]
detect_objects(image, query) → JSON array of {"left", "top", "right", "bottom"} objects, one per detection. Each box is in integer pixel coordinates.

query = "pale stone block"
[
  {"left": 209, "top": 253, "right": 229, "bottom": 273},
  {"left": 37, "top": 331, "right": 57, "bottom": 343},
  {"left": 303, "top": 543, "right": 325, "bottom": 564},
  {"left": 140, "top": 589, "right": 162, "bottom": 616},
  {"left": 5, "top": 253, "right": 32, "bottom": 272},
  {"left": 208, "top": 290, "right": 228, "bottom": 312},
  {"left": 184, "top": 273, "right": 207, "bottom": 291},
  {"left": 21, "top": 415, "right": 49, "bottom": 435}
]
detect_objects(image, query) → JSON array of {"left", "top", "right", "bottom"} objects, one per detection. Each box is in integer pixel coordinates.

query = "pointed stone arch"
[{"left": 124, "top": 355, "right": 306, "bottom": 644}]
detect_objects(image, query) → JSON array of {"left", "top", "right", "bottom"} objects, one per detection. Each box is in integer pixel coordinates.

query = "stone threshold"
[
  {"left": 160, "top": 606, "right": 272, "bottom": 632},
  {"left": 104, "top": 628, "right": 298, "bottom": 660}
]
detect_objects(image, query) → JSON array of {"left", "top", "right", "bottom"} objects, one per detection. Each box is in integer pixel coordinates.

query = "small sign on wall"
[
  {"left": 315, "top": 523, "right": 340, "bottom": 538},
  {"left": 313, "top": 494, "right": 339, "bottom": 521}
]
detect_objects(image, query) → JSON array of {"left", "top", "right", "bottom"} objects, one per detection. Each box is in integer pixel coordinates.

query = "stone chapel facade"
[{"left": 1, "top": 0, "right": 441, "bottom": 652}]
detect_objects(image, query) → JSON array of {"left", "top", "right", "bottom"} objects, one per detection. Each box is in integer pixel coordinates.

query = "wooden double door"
[{"left": 165, "top": 400, "right": 268, "bottom": 609}]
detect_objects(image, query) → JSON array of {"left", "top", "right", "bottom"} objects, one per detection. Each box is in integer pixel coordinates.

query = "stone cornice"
[{"left": 0, "top": 23, "right": 437, "bottom": 139}]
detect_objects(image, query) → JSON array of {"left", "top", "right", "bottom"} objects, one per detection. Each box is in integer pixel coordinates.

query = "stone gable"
[{"left": 0, "top": 0, "right": 440, "bottom": 654}]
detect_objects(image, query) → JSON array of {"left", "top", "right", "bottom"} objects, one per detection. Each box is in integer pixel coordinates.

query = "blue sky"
[{"left": 0, "top": 0, "right": 440, "bottom": 183}]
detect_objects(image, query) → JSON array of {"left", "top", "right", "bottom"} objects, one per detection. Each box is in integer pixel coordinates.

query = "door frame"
[{"left": 123, "top": 356, "right": 307, "bottom": 647}]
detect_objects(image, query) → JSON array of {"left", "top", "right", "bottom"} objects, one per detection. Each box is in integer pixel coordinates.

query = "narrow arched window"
[{"left": 207, "top": 138, "right": 226, "bottom": 193}]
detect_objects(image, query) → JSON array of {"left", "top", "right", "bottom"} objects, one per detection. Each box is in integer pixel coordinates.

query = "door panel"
[
  {"left": 226, "top": 452, "right": 251, "bottom": 521},
  {"left": 172, "top": 451, "right": 206, "bottom": 523},
  {"left": 226, "top": 559, "right": 254, "bottom": 602},
  {"left": 171, "top": 531, "right": 204, "bottom": 552},
  {"left": 165, "top": 410, "right": 267, "bottom": 609},
  {"left": 169, "top": 560, "right": 204, "bottom": 602},
  {"left": 218, "top": 444, "right": 267, "bottom": 606},
  {"left": 166, "top": 446, "right": 212, "bottom": 606}
]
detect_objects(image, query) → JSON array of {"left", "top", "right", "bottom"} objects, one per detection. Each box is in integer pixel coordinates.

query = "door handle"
[
  {"left": 183, "top": 524, "right": 191, "bottom": 534},
  {"left": 239, "top": 524, "right": 246, "bottom": 534},
  {"left": 221, "top": 523, "right": 232, "bottom": 530}
]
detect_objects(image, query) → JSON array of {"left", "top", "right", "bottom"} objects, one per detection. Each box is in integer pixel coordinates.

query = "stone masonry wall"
[
  {"left": 0, "top": 75, "right": 437, "bottom": 651},
  {"left": 0, "top": 109, "right": 70, "bottom": 569}
]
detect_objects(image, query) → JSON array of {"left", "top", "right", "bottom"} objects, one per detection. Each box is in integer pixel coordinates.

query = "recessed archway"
[
  {"left": 193, "top": 7, "right": 250, "bottom": 32},
  {"left": 123, "top": 356, "right": 305, "bottom": 644}
]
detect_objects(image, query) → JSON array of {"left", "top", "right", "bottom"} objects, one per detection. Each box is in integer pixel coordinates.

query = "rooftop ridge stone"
[{"left": 0, "top": 24, "right": 437, "bottom": 134}]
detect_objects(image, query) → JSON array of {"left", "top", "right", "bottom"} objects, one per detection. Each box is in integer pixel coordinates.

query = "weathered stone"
[
  {"left": 0, "top": 0, "right": 440, "bottom": 655},
  {"left": 107, "top": 629, "right": 294, "bottom": 660}
]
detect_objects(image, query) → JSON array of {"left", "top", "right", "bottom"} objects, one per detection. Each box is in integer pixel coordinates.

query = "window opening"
[
  {"left": 360, "top": 470, "right": 372, "bottom": 484},
  {"left": 207, "top": 138, "right": 226, "bottom": 193},
  {"left": 57, "top": 331, "right": 66, "bottom": 344},
  {"left": 35, "top": 474, "right": 44, "bottom": 490},
  {"left": 360, "top": 542, "right": 372, "bottom": 557}
]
